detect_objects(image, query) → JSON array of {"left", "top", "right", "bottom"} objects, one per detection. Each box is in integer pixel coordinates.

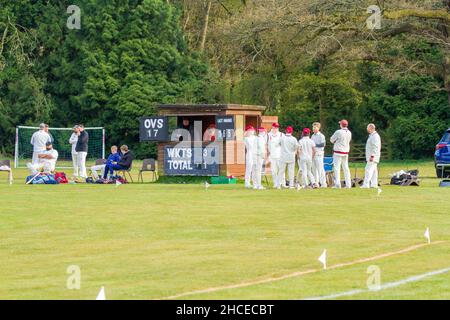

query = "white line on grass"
[
  {"left": 304, "top": 266, "right": 450, "bottom": 300},
  {"left": 160, "top": 241, "right": 447, "bottom": 299}
]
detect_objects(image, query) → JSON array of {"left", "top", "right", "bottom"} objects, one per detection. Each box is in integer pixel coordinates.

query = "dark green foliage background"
[
  {"left": 0, "top": 0, "right": 209, "bottom": 158},
  {"left": 1, "top": 0, "right": 449, "bottom": 160}
]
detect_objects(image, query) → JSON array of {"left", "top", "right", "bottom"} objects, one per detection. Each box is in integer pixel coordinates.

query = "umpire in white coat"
[
  {"left": 330, "top": 119, "right": 352, "bottom": 188},
  {"left": 361, "top": 123, "right": 381, "bottom": 188}
]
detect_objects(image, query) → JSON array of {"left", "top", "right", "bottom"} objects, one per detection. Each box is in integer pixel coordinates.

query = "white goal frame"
[{"left": 14, "top": 126, "right": 105, "bottom": 168}]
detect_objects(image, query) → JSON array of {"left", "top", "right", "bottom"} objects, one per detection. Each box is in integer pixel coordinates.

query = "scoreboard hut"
[{"left": 140, "top": 104, "right": 277, "bottom": 177}]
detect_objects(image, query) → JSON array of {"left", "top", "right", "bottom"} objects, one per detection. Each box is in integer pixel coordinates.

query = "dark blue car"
[{"left": 435, "top": 128, "right": 450, "bottom": 178}]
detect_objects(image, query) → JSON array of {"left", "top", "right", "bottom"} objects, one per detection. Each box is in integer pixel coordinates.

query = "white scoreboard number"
[{"left": 139, "top": 116, "right": 169, "bottom": 141}]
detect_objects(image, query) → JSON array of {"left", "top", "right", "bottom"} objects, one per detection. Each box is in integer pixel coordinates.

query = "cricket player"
[
  {"left": 30, "top": 123, "right": 51, "bottom": 165},
  {"left": 311, "top": 122, "right": 327, "bottom": 187},
  {"left": 330, "top": 119, "right": 352, "bottom": 188},
  {"left": 75, "top": 124, "right": 89, "bottom": 179},
  {"left": 69, "top": 125, "right": 79, "bottom": 177},
  {"left": 361, "top": 123, "right": 381, "bottom": 188},
  {"left": 27, "top": 141, "right": 59, "bottom": 174},
  {"left": 279, "top": 126, "right": 298, "bottom": 189},
  {"left": 255, "top": 127, "right": 268, "bottom": 190},
  {"left": 298, "top": 128, "right": 317, "bottom": 188},
  {"left": 244, "top": 125, "right": 257, "bottom": 189},
  {"left": 267, "top": 122, "right": 283, "bottom": 188},
  {"left": 44, "top": 124, "right": 54, "bottom": 144}
]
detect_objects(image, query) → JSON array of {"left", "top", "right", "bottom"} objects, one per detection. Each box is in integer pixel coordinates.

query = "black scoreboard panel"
[
  {"left": 139, "top": 116, "right": 169, "bottom": 142},
  {"left": 216, "top": 115, "right": 235, "bottom": 140}
]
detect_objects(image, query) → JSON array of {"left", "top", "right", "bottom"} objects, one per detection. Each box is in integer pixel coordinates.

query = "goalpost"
[{"left": 15, "top": 126, "right": 105, "bottom": 168}]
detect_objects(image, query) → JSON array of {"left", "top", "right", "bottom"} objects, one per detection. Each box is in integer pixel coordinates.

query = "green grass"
[{"left": 0, "top": 160, "right": 449, "bottom": 299}]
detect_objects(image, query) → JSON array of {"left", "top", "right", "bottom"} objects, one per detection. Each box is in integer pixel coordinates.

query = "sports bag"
[{"left": 55, "top": 172, "right": 69, "bottom": 184}]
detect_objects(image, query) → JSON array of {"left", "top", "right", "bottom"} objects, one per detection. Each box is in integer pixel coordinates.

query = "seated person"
[
  {"left": 91, "top": 145, "right": 120, "bottom": 180},
  {"left": 27, "top": 142, "right": 59, "bottom": 174},
  {"left": 203, "top": 124, "right": 217, "bottom": 142},
  {"left": 103, "top": 145, "right": 134, "bottom": 179}
]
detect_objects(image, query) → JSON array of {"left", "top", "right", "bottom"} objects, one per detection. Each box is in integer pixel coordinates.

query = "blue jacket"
[{"left": 106, "top": 153, "right": 121, "bottom": 166}]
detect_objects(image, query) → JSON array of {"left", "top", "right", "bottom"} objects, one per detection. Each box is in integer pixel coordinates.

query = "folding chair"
[
  {"left": 324, "top": 156, "right": 334, "bottom": 187},
  {"left": 0, "top": 160, "right": 13, "bottom": 184},
  {"left": 138, "top": 159, "right": 159, "bottom": 183},
  {"left": 116, "top": 163, "right": 134, "bottom": 183}
]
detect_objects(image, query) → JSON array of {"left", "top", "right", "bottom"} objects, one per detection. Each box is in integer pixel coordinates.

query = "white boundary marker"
[
  {"left": 160, "top": 241, "right": 446, "bottom": 300},
  {"left": 304, "top": 266, "right": 450, "bottom": 300}
]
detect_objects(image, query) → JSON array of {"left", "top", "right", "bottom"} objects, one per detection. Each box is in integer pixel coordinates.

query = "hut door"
[{"left": 245, "top": 116, "right": 259, "bottom": 130}]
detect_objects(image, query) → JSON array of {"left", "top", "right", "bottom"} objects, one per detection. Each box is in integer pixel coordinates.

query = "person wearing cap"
[
  {"left": 267, "top": 122, "right": 283, "bottom": 188},
  {"left": 279, "top": 126, "right": 298, "bottom": 189},
  {"left": 203, "top": 124, "right": 217, "bottom": 142},
  {"left": 311, "top": 122, "right": 327, "bottom": 188},
  {"left": 298, "top": 128, "right": 317, "bottom": 188},
  {"left": 255, "top": 127, "right": 268, "bottom": 190},
  {"left": 330, "top": 119, "right": 352, "bottom": 188},
  {"left": 244, "top": 125, "right": 258, "bottom": 188},
  {"left": 75, "top": 124, "right": 89, "bottom": 179},
  {"left": 30, "top": 123, "right": 51, "bottom": 165},
  {"left": 27, "top": 141, "right": 59, "bottom": 174},
  {"left": 69, "top": 125, "right": 80, "bottom": 177},
  {"left": 361, "top": 123, "right": 381, "bottom": 188}
]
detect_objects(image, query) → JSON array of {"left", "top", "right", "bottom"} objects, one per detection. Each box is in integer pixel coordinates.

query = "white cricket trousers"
[
  {"left": 363, "top": 161, "right": 379, "bottom": 188},
  {"left": 72, "top": 152, "right": 79, "bottom": 177},
  {"left": 270, "top": 157, "right": 281, "bottom": 188},
  {"left": 27, "top": 162, "right": 52, "bottom": 175},
  {"left": 253, "top": 157, "right": 265, "bottom": 188},
  {"left": 333, "top": 153, "right": 351, "bottom": 188},
  {"left": 312, "top": 153, "right": 327, "bottom": 187},
  {"left": 77, "top": 152, "right": 88, "bottom": 178},
  {"left": 91, "top": 164, "right": 106, "bottom": 180},
  {"left": 300, "top": 159, "right": 316, "bottom": 187},
  {"left": 245, "top": 157, "right": 257, "bottom": 187},
  {"left": 279, "top": 161, "right": 295, "bottom": 187}
]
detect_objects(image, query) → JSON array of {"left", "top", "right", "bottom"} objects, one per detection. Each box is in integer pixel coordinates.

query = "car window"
[{"left": 442, "top": 132, "right": 450, "bottom": 143}]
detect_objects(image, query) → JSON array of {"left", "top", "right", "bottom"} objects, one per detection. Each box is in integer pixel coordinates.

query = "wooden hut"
[{"left": 156, "top": 104, "right": 277, "bottom": 177}]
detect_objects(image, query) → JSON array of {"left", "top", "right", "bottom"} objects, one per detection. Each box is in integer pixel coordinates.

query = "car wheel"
[{"left": 436, "top": 166, "right": 443, "bottom": 178}]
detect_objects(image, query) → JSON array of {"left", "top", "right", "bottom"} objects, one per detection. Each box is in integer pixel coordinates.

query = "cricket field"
[{"left": 0, "top": 160, "right": 449, "bottom": 299}]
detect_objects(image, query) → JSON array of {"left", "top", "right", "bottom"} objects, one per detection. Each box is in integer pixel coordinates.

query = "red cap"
[
  {"left": 302, "top": 128, "right": 311, "bottom": 135},
  {"left": 209, "top": 124, "right": 216, "bottom": 129},
  {"left": 258, "top": 127, "right": 266, "bottom": 132},
  {"left": 272, "top": 122, "right": 280, "bottom": 128},
  {"left": 286, "top": 126, "right": 294, "bottom": 134},
  {"left": 245, "top": 125, "right": 255, "bottom": 131},
  {"left": 339, "top": 119, "right": 349, "bottom": 127}
]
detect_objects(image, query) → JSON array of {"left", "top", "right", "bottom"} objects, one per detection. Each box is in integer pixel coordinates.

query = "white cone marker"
[
  {"left": 377, "top": 187, "right": 382, "bottom": 196},
  {"left": 96, "top": 286, "right": 106, "bottom": 300},
  {"left": 424, "top": 227, "right": 431, "bottom": 244},
  {"left": 204, "top": 181, "right": 210, "bottom": 190},
  {"left": 318, "top": 249, "right": 327, "bottom": 270}
]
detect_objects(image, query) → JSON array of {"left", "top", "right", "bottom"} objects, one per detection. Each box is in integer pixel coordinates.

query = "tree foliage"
[{"left": 0, "top": 0, "right": 209, "bottom": 157}]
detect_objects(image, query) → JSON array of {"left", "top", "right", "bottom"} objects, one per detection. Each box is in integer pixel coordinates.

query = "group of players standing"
[{"left": 244, "top": 120, "right": 382, "bottom": 190}]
